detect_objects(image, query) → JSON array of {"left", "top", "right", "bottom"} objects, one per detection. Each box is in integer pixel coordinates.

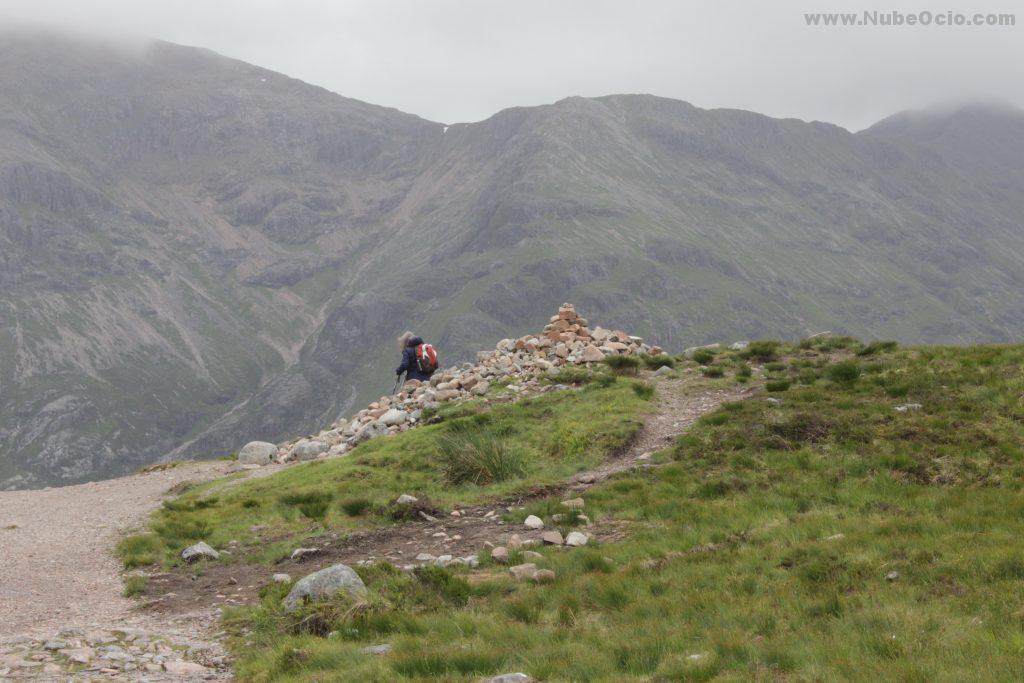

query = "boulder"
[
  {"left": 491, "top": 546, "right": 509, "bottom": 563},
  {"left": 565, "top": 531, "right": 589, "bottom": 547},
  {"left": 291, "top": 440, "right": 327, "bottom": 461},
  {"left": 580, "top": 345, "right": 605, "bottom": 363},
  {"left": 396, "top": 494, "right": 418, "bottom": 505},
  {"left": 181, "top": 541, "right": 219, "bottom": 563},
  {"left": 379, "top": 408, "right": 408, "bottom": 426},
  {"left": 471, "top": 381, "right": 490, "bottom": 396},
  {"left": 652, "top": 365, "right": 673, "bottom": 377},
  {"left": 272, "top": 573, "right": 292, "bottom": 584},
  {"left": 237, "top": 441, "right": 277, "bottom": 465},
  {"left": 560, "top": 497, "right": 585, "bottom": 510},
  {"left": 523, "top": 515, "right": 544, "bottom": 530},
  {"left": 283, "top": 563, "right": 368, "bottom": 611}
]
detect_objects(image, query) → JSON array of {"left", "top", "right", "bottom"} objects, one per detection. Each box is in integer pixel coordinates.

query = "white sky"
[{"left": 3, "top": 0, "right": 1022, "bottom": 130}]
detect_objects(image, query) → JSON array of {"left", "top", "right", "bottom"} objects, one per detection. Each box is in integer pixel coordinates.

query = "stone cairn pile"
[{"left": 237, "top": 304, "right": 662, "bottom": 466}]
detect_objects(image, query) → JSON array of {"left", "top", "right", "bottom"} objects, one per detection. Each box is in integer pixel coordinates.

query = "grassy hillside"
[{"left": 131, "top": 340, "right": 1024, "bottom": 680}]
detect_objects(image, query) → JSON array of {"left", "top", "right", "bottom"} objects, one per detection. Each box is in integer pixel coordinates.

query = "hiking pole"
[{"left": 392, "top": 373, "right": 403, "bottom": 395}]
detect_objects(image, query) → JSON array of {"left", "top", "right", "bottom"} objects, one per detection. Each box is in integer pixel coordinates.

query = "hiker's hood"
[{"left": 407, "top": 336, "right": 424, "bottom": 347}]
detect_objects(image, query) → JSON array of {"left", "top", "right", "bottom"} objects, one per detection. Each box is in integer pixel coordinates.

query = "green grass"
[
  {"left": 604, "top": 354, "right": 641, "bottom": 375},
  {"left": 121, "top": 380, "right": 651, "bottom": 567},
  {"left": 123, "top": 575, "right": 148, "bottom": 598},
  {"left": 221, "top": 343, "right": 1024, "bottom": 681}
]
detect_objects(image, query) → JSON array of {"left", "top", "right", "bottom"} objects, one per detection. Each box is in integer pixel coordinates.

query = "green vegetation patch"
[
  {"left": 224, "top": 344, "right": 1024, "bottom": 681},
  {"left": 122, "top": 380, "right": 650, "bottom": 567}
]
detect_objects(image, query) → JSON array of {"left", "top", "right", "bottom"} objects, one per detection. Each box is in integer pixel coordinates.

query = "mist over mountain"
[{"left": 2, "top": 31, "right": 1023, "bottom": 489}]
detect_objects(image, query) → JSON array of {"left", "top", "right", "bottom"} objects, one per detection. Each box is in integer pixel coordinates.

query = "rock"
[
  {"left": 484, "top": 673, "right": 535, "bottom": 683},
  {"left": 580, "top": 345, "right": 605, "bottom": 363},
  {"left": 886, "top": 571, "right": 900, "bottom": 581},
  {"left": 360, "top": 644, "right": 392, "bottom": 655},
  {"left": 272, "top": 573, "right": 292, "bottom": 583},
  {"left": 164, "top": 660, "right": 210, "bottom": 675},
  {"left": 522, "top": 550, "right": 543, "bottom": 561},
  {"left": 652, "top": 365, "right": 673, "bottom": 377},
  {"left": 472, "top": 381, "right": 490, "bottom": 396},
  {"left": 730, "top": 341, "right": 750, "bottom": 350},
  {"left": 766, "top": 397, "right": 782, "bottom": 405},
  {"left": 42, "top": 640, "right": 65, "bottom": 651},
  {"left": 395, "top": 494, "right": 418, "bottom": 505},
  {"left": 290, "top": 547, "right": 320, "bottom": 561},
  {"left": 491, "top": 547, "right": 509, "bottom": 563},
  {"left": 509, "top": 563, "right": 538, "bottom": 581},
  {"left": 181, "top": 541, "right": 219, "bottom": 563},
  {"left": 284, "top": 563, "right": 368, "bottom": 611},
  {"left": 565, "top": 531, "right": 589, "bottom": 547},
  {"left": 532, "top": 569, "right": 556, "bottom": 583},
  {"left": 560, "top": 497, "right": 585, "bottom": 510},
  {"left": 351, "top": 422, "right": 388, "bottom": 445},
  {"left": 541, "top": 530, "right": 564, "bottom": 545},
  {"left": 415, "top": 553, "right": 436, "bottom": 562},
  {"left": 291, "top": 440, "right": 327, "bottom": 461},
  {"left": 895, "top": 403, "right": 923, "bottom": 413},
  {"left": 379, "top": 408, "right": 408, "bottom": 426},
  {"left": 238, "top": 441, "right": 277, "bottom": 465},
  {"left": 523, "top": 515, "right": 544, "bottom": 530},
  {"left": 63, "top": 648, "right": 94, "bottom": 664}
]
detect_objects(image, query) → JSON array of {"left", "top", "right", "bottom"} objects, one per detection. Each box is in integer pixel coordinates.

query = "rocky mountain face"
[{"left": 2, "top": 31, "right": 1023, "bottom": 489}]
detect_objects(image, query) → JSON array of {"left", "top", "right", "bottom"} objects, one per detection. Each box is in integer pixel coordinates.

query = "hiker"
[{"left": 395, "top": 331, "right": 438, "bottom": 384}]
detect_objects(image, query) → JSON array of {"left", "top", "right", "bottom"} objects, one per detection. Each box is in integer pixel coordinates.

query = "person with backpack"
[{"left": 395, "top": 331, "right": 438, "bottom": 385}]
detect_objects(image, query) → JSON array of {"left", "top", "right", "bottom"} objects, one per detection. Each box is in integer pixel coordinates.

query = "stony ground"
[{"left": 0, "top": 462, "right": 240, "bottom": 680}]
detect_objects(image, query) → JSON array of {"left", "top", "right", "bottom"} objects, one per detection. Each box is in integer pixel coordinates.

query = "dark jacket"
[{"left": 396, "top": 336, "right": 433, "bottom": 382}]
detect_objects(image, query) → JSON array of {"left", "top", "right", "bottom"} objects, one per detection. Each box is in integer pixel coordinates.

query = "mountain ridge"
[{"left": 2, "top": 31, "right": 1023, "bottom": 489}]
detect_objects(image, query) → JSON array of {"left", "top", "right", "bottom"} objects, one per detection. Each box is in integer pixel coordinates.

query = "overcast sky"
[{"left": 3, "top": 0, "right": 1022, "bottom": 130}]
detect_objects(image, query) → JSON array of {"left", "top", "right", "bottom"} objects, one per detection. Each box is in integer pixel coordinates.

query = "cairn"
[{"left": 243, "top": 304, "right": 662, "bottom": 464}]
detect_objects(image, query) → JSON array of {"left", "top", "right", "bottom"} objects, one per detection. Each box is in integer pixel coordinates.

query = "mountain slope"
[{"left": 2, "top": 31, "right": 1024, "bottom": 488}]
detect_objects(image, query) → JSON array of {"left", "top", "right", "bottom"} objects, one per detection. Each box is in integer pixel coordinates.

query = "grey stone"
[
  {"left": 237, "top": 441, "right": 277, "bottom": 465},
  {"left": 396, "top": 493, "right": 418, "bottom": 505},
  {"left": 180, "top": 541, "right": 219, "bottom": 562},
  {"left": 360, "top": 644, "right": 392, "bottom": 655},
  {"left": 272, "top": 573, "right": 292, "bottom": 583},
  {"left": 284, "top": 563, "right": 368, "bottom": 611},
  {"left": 565, "top": 531, "right": 589, "bottom": 547},
  {"left": 291, "top": 440, "right": 327, "bottom": 461},
  {"left": 652, "top": 365, "right": 673, "bottom": 377},
  {"left": 484, "top": 673, "right": 534, "bottom": 683}
]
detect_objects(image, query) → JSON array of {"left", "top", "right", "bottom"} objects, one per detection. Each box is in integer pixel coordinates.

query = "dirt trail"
[
  {"left": 148, "top": 374, "right": 752, "bottom": 615},
  {"left": 0, "top": 461, "right": 239, "bottom": 679}
]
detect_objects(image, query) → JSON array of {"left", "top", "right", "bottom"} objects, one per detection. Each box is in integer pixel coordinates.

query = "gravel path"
[{"left": 0, "top": 461, "right": 239, "bottom": 679}]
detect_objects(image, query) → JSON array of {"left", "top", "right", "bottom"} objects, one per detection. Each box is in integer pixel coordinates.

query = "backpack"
[{"left": 415, "top": 343, "right": 438, "bottom": 375}]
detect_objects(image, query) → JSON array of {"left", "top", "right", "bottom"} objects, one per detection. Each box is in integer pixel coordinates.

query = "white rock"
[
  {"left": 565, "top": 531, "right": 589, "bottom": 547},
  {"left": 379, "top": 408, "right": 408, "bottom": 426},
  {"left": 272, "top": 573, "right": 292, "bottom": 583},
  {"left": 523, "top": 515, "right": 544, "bottom": 530},
  {"left": 396, "top": 494, "right": 418, "bottom": 505}
]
